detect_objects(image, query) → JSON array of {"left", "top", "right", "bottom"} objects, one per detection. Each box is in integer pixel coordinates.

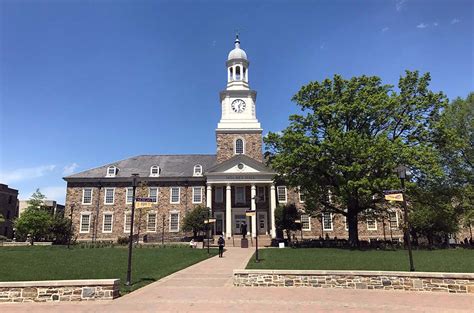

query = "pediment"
[{"left": 205, "top": 154, "right": 275, "bottom": 175}]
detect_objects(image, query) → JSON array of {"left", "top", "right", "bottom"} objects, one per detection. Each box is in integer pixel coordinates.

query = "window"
[
  {"left": 8, "top": 195, "right": 12, "bottom": 204},
  {"left": 301, "top": 214, "right": 311, "bottom": 231},
  {"left": 82, "top": 188, "right": 93, "bottom": 204},
  {"left": 102, "top": 213, "right": 113, "bottom": 233},
  {"left": 389, "top": 211, "right": 398, "bottom": 229},
  {"left": 277, "top": 186, "right": 287, "bottom": 203},
  {"left": 147, "top": 213, "right": 157, "bottom": 232},
  {"left": 322, "top": 212, "right": 333, "bottom": 231},
  {"left": 106, "top": 166, "right": 117, "bottom": 177},
  {"left": 80, "top": 213, "right": 91, "bottom": 233},
  {"left": 170, "top": 187, "right": 180, "bottom": 204},
  {"left": 235, "top": 186, "right": 245, "bottom": 204},
  {"left": 235, "top": 138, "right": 244, "bottom": 154},
  {"left": 150, "top": 165, "right": 160, "bottom": 177},
  {"left": 170, "top": 212, "right": 179, "bottom": 232},
  {"left": 192, "top": 187, "right": 202, "bottom": 204},
  {"left": 104, "top": 188, "right": 115, "bottom": 204},
  {"left": 257, "top": 186, "right": 266, "bottom": 202},
  {"left": 344, "top": 216, "right": 349, "bottom": 231},
  {"left": 299, "top": 187, "right": 305, "bottom": 203},
  {"left": 367, "top": 217, "right": 377, "bottom": 230},
  {"left": 124, "top": 212, "right": 132, "bottom": 233},
  {"left": 126, "top": 187, "right": 133, "bottom": 204},
  {"left": 149, "top": 187, "right": 158, "bottom": 203},
  {"left": 193, "top": 165, "right": 202, "bottom": 176},
  {"left": 215, "top": 187, "right": 223, "bottom": 203}
]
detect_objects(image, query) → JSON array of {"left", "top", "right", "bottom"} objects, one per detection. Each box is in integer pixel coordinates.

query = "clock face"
[{"left": 231, "top": 99, "right": 246, "bottom": 113}]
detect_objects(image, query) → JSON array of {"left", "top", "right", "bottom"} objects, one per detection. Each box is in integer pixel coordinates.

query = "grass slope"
[
  {"left": 0, "top": 245, "right": 218, "bottom": 293},
  {"left": 247, "top": 248, "right": 474, "bottom": 273}
]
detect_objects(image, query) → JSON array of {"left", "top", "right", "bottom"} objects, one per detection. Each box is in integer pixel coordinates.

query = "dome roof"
[{"left": 227, "top": 36, "right": 247, "bottom": 61}]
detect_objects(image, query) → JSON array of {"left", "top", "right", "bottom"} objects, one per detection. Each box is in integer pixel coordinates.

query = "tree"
[
  {"left": 265, "top": 71, "right": 447, "bottom": 247},
  {"left": 182, "top": 206, "right": 209, "bottom": 238},
  {"left": 50, "top": 215, "right": 74, "bottom": 244},
  {"left": 27, "top": 189, "right": 48, "bottom": 211},
  {"left": 14, "top": 209, "right": 52, "bottom": 244},
  {"left": 274, "top": 204, "right": 300, "bottom": 242}
]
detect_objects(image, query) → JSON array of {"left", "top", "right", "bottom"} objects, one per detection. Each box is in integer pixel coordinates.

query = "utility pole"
[{"left": 126, "top": 173, "right": 139, "bottom": 286}]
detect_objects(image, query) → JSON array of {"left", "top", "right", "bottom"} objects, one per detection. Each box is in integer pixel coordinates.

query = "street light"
[
  {"left": 394, "top": 165, "right": 415, "bottom": 272},
  {"left": 67, "top": 203, "right": 75, "bottom": 249},
  {"left": 251, "top": 195, "right": 262, "bottom": 263},
  {"left": 126, "top": 173, "right": 139, "bottom": 286},
  {"left": 204, "top": 211, "right": 216, "bottom": 254}
]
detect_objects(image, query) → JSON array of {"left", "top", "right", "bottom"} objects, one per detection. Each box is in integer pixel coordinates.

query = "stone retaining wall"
[
  {"left": 233, "top": 270, "right": 474, "bottom": 294},
  {"left": 1, "top": 242, "right": 53, "bottom": 247},
  {"left": 0, "top": 279, "right": 120, "bottom": 303}
]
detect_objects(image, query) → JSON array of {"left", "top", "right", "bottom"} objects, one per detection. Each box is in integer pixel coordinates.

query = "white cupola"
[{"left": 226, "top": 35, "right": 249, "bottom": 90}]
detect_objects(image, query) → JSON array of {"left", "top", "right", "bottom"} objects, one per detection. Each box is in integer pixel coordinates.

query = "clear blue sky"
[{"left": 1, "top": 0, "right": 472, "bottom": 203}]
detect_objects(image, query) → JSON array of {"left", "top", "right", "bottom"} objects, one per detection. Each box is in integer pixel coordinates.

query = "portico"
[{"left": 204, "top": 155, "right": 277, "bottom": 239}]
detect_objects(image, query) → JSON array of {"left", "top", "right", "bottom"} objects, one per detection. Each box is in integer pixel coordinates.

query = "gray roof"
[{"left": 64, "top": 155, "right": 217, "bottom": 180}]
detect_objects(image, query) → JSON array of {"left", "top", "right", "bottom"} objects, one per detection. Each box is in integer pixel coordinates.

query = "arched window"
[
  {"left": 106, "top": 166, "right": 117, "bottom": 177},
  {"left": 230, "top": 67, "right": 234, "bottom": 81},
  {"left": 150, "top": 165, "right": 160, "bottom": 177},
  {"left": 235, "top": 66, "right": 241, "bottom": 80},
  {"left": 235, "top": 138, "right": 244, "bottom": 154},
  {"left": 193, "top": 164, "right": 202, "bottom": 176}
]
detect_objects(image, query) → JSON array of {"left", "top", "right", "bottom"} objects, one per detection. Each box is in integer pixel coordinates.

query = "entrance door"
[
  {"left": 215, "top": 212, "right": 224, "bottom": 235},
  {"left": 258, "top": 212, "right": 268, "bottom": 235},
  {"left": 233, "top": 214, "right": 247, "bottom": 235}
]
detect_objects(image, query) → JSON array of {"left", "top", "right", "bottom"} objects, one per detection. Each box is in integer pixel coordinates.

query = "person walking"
[{"left": 218, "top": 235, "right": 225, "bottom": 258}]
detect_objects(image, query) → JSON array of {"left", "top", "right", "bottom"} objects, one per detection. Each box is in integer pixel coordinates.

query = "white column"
[
  {"left": 270, "top": 184, "right": 277, "bottom": 238},
  {"left": 251, "top": 184, "right": 257, "bottom": 238},
  {"left": 206, "top": 184, "right": 212, "bottom": 210},
  {"left": 227, "top": 67, "right": 231, "bottom": 82},
  {"left": 225, "top": 184, "right": 232, "bottom": 238}
]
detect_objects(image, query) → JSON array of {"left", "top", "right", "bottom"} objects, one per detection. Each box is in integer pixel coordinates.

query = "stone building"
[
  {"left": 0, "top": 183, "right": 19, "bottom": 238},
  {"left": 63, "top": 36, "right": 404, "bottom": 243},
  {"left": 19, "top": 200, "right": 65, "bottom": 217}
]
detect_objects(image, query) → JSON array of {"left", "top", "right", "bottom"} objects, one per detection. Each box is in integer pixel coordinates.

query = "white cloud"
[
  {"left": 396, "top": 0, "right": 407, "bottom": 12},
  {"left": 382, "top": 27, "right": 389, "bottom": 32},
  {"left": 320, "top": 42, "right": 326, "bottom": 50},
  {"left": 41, "top": 186, "right": 66, "bottom": 204},
  {"left": 416, "top": 23, "right": 428, "bottom": 29},
  {"left": 451, "top": 18, "right": 460, "bottom": 24},
  {"left": 433, "top": 22, "right": 439, "bottom": 27},
  {"left": 63, "top": 163, "right": 79, "bottom": 175},
  {"left": 0, "top": 165, "right": 56, "bottom": 183}
]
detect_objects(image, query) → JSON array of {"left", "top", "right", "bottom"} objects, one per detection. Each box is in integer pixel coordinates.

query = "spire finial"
[{"left": 234, "top": 30, "right": 240, "bottom": 47}]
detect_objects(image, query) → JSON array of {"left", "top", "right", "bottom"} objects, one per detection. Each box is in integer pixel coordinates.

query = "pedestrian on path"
[{"left": 218, "top": 235, "right": 225, "bottom": 257}]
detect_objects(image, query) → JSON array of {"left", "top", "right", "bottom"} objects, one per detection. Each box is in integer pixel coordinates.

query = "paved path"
[{"left": 2, "top": 247, "right": 473, "bottom": 312}]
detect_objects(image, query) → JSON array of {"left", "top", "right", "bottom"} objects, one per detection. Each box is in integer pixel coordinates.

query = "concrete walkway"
[{"left": 2, "top": 247, "right": 473, "bottom": 312}]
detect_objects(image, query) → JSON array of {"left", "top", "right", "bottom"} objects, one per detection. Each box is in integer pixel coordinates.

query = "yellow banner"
[
  {"left": 384, "top": 193, "right": 404, "bottom": 202},
  {"left": 135, "top": 202, "right": 153, "bottom": 208}
]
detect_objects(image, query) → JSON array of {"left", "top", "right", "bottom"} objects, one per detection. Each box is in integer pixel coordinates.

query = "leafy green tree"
[
  {"left": 182, "top": 206, "right": 209, "bottom": 238},
  {"left": 14, "top": 209, "right": 52, "bottom": 244},
  {"left": 274, "top": 204, "right": 300, "bottom": 242},
  {"left": 49, "top": 215, "right": 74, "bottom": 244},
  {"left": 265, "top": 71, "right": 447, "bottom": 247},
  {"left": 27, "top": 189, "right": 48, "bottom": 211}
]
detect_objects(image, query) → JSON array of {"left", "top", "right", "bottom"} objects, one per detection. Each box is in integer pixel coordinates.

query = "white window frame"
[
  {"left": 125, "top": 187, "right": 133, "bottom": 204},
  {"left": 215, "top": 187, "right": 223, "bottom": 203},
  {"left": 79, "top": 212, "right": 91, "bottom": 233},
  {"left": 389, "top": 211, "right": 399, "bottom": 229},
  {"left": 147, "top": 212, "right": 157, "bottom": 232},
  {"left": 234, "top": 138, "right": 245, "bottom": 155},
  {"left": 344, "top": 216, "right": 349, "bottom": 231},
  {"left": 235, "top": 186, "right": 246, "bottom": 204},
  {"left": 82, "top": 188, "right": 93, "bottom": 205},
  {"left": 367, "top": 217, "right": 377, "bottom": 230},
  {"left": 193, "top": 164, "right": 203, "bottom": 176},
  {"left": 277, "top": 186, "right": 287, "bottom": 203},
  {"left": 192, "top": 187, "right": 203, "bottom": 204},
  {"left": 301, "top": 214, "right": 311, "bottom": 231},
  {"left": 104, "top": 188, "right": 115, "bottom": 205},
  {"left": 149, "top": 187, "right": 158, "bottom": 203},
  {"left": 257, "top": 186, "right": 266, "bottom": 202},
  {"left": 170, "top": 187, "right": 180, "bottom": 204},
  {"left": 106, "top": 166, "right": 117, "bottom": 177},
  {"left": 150, "top": 165, "right": 160, "bottom": 177},
  {"left": 102, "top": 212, "right": 113, "bottom": 233},
  {"left": 169, "top": 212, "right": 180, "bottom": 232},
  {"left": 322, "top": 212, "right": 333, "bottom": 231},
  {"left": 298, "top": 187, "right": 305, "bottom": 203},
  {"left": 124, "top": 212, "right": 132, "bottom": 233}
]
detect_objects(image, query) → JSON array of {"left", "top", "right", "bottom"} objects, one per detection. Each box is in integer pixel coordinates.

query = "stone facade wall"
[
  {"left": 216, "top": 132, "right": 263, "bottom": 163},
  {"left": 0, "top": 279, "right": 120, "bottom": 302},
  {"left": 66, "top": 181, "right": 207, "bottom": 242},
  {"left": 0, "top": 184, "right": 19, "bottom": 239},
  {"left": 234, "top": 270, "right": 474, "bottom": 294}
]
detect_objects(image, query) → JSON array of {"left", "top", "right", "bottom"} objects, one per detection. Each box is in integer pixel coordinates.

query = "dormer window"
[
  {"left": 235, "top": 138, "right": 244, "bottom": 154},
  {"left": 106, "top": 166, "right": 117, "bottom": 177},
  {"left": 150, "top": 165, "right": 160, "bottom": 177},
  {"left": 193, "top": 164, "right": 202, "bottom": 176}
]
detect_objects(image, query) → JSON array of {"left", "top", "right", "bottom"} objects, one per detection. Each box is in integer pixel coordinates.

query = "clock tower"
[{"left": 216, "top": 36, "right": 263, "bottom": 163}]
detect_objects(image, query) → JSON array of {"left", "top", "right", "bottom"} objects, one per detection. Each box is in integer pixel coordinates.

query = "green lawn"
[
  {"left": 0, "top": 245, "right": 218, "bottom": 293},
  {"left": 247, "top": 248, "right": 474, "bottom": 273}
]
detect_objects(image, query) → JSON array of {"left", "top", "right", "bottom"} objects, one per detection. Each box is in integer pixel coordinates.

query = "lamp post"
[
  {"left": 395, "top": 165, "right": 415, "bottom": 272},
  {"left": 252, "top": 195, "right": 261, "bottom": 263},
  {"left": 295, "top": 219, "right": 302, "bottom": 243},
  {"left": 126, "top": 173, "right": 139, "bottom": 286},
  {"left": 67, "top": 204, "right": 75, "bottom": 249}
]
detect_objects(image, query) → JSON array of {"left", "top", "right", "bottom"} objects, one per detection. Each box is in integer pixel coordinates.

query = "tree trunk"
[{"left": 347, "top": 211, "right": 359, "bottom": 248}]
